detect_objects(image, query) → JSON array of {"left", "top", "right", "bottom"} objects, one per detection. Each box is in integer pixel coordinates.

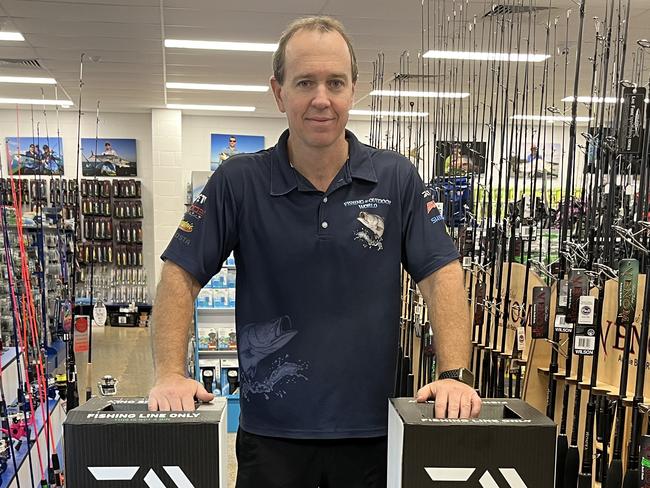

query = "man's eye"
[
  {"left": 330, "top": 80, "right": 344, "bottom": 88},
  {"left": 297, "top": 80, "right": 312, "bottom": 88}
]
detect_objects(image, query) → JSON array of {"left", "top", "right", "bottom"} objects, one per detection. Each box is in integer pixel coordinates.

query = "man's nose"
[{"left": 311, "top": 84, "right": 331, "bottom": 109}]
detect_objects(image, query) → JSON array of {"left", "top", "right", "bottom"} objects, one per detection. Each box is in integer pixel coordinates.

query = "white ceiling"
[{"left": 0, "top": 0, "right": 648, "bottom": 119}]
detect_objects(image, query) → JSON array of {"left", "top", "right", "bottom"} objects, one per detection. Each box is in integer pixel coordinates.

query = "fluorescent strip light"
[
  {"left": 166, "top": 82, "right": 268, "bottom": 92},
  {"left": 0, "top": 32, "right": 25, "bottom": 41},
  {"left": 0, "top": 76, "right": 57, "bottom": 85},
  {"left": 423, "top": 50, "right": 549, "bottom": 62},
  {"left": 166, "top": 104, "right": 255, "bottom": 112},
  {"left": 165, "top": 39, "right": 277, "bottom": 52},
  {"left": 561, "top": 96, "right": 620, "bottom": 104},
  {"left": 0, "top": 98, "right": 73, "bottom": 107},
  {"left": 350, "top": 109, "right": 428, "bottom": 117},
  {"left": 510, "top": 115, "right": 592, "bottom": 122},
  {"left": 370, "top": 90, "right": 469, "bottom": 99}
]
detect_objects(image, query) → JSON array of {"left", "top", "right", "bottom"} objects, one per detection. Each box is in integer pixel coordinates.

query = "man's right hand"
[{"left": 148, "top": 373, "right": 215, "bottom": 411}]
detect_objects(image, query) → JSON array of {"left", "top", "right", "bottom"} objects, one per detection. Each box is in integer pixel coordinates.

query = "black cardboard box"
[
  {"left": 64, "top": 397, "right": 227, "bottom": 487},
  {"left": 387, "top": 398, "right": 556, "bottom": 488}
]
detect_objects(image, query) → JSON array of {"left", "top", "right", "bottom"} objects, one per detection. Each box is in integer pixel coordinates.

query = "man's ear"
[{"left": 270, "top": 76, "right": 286, "bottom": 113}]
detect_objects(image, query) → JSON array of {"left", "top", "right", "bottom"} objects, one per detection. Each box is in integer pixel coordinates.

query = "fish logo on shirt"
[{"left": 354, "top": 212, "right": 385, "bottom": 251}]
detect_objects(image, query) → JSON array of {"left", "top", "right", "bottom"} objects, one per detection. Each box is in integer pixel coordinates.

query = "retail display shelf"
[
  {"left": 1, "top": 347, "right": 18, "bottom": 371},
  {"left": 196, "top": 307, "right": 235, "bottom": 313},
  {"left": 198, "top": 350, "right": 238, "bottom": 358},
  {"left": 0, "top": 398, "right": 61, "bottom": 488}
]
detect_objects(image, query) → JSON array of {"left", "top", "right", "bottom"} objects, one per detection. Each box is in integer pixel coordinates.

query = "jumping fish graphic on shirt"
[
  {"left": 238, "top": 316, "right": 308, "bottom": 400},
  {"left": 354, "top": 211, "right": 385, "bottom": 250}
]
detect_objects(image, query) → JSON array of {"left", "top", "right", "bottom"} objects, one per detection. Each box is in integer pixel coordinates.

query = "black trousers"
[{"left": 235, "top": 428, "right": 388, "bottom": 488}]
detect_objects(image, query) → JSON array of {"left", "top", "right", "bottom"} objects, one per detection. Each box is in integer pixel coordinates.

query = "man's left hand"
[{"left": 416, "top": 379, "right": 482, "bottom": 419}]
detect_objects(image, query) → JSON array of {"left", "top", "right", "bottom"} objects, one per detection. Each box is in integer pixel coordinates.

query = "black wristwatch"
[{"left": 438, "top": 368, "right": 474, "bottom": 387}]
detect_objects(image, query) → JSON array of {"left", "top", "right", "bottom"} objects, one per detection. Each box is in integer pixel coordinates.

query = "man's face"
[
  {"left": 229, "top": 138, "right": 236, "bottom": 148},
  {"left": 106, "top": 144, "right": 111, "bottom": 150},
  {"left": 270, "top": 29, "right": 355, "bottom": 151}
]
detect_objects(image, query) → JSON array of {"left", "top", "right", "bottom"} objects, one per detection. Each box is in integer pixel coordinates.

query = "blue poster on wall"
[
  {"left": 210, "top": 134, "right": 265, "bottom": 171},
  {"left": 5, "top": 136, "right": 64, "bottom": 175},
  {"left": 81, "top": 138, "right": 137, "bottom": 177}
]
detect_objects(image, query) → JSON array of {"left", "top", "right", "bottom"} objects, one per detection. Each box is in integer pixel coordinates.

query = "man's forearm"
[
  {"left": 152, "top": 261, "right": 201, "bottom": 380},
  {"left": 418, "top": 261, "right": 472, "bottom": 374}
]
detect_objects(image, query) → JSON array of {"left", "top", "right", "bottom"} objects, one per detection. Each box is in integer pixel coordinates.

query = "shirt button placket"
[{"left": 319, "top": 195, "right": 329, "bottom": 234}]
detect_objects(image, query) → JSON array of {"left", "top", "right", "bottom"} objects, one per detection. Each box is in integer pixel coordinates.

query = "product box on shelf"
[
  {"left": 213, "top": 288, "right": 228, "bottom": 308},
  {"left": 226, "top": 268, "right": 236, "bottom": 288},
  {"left": 198, "top": 328, "right": 218, "bottom": 350},
  {"left": 211, "top": 270, "right": 227, "bottom": 289},
  {"left": 217, "top": 327, "right": 236, "bottom": 350},
  {"left": 220, "top": 359, "right": 239, "bottom": 396},
  {"left": 227, "top": 288, "right": 236, "bottom": 308},
  {"left": 64, "top": 396, "right": 228, "bottom": 487},
  {"left": 197, "top": 289, "right": 213, "bottom": 308},
  {"left": 387, "top": 398, "right": 556, "bottom": 488}
]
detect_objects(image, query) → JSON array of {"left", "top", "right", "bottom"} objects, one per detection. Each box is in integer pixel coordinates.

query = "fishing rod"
[
  {"left": 604, "top": 1, "right": 635, "bottom": 486},
  {"left": 496, "top": 0, "right": 530, "bottom": 399},
  {"left": 486, "top": 3, "right": 515, "bottom": 398},
  {"left": 552, "top": 4, "right": 587, "bottom": 485},
  {"left": 622, "top": 56, "right": 650, "bottom": 488},
  {"left": 479, "top": 5, "right": 506, "bottom": 397},
  {"left": 66, "top": 53, "right": 88, "bottom": 411},
  {"left": 563, "top": 16, "right": 605, "bottom": 488},
  {"left": 513, "top": 0, "right": 554, "bottom": 399}
]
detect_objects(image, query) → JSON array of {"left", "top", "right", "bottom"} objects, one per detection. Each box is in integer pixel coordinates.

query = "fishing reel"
[
  {"left": 98, "top": 375, "right": 118, "bottom": 396},
  {"left": 54, "top": 373, "right": 69, "bottom": 400},
  {"left": 2, "top": 411, "right": 28, "bottom": 441}
]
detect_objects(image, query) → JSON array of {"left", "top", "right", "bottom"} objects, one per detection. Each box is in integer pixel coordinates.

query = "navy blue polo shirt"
[{"left": 161, "top": 129, "right": 459, "bottom": 439}]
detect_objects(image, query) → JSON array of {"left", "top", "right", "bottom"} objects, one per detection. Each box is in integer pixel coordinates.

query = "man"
[
  {"left": 150, "top": 16, "right": 480, "bottom": 487},
  {"left": 218, "top": 135, "right": 240, "bottom": 162},
  {"left": 443, "top": 142, "right": 473, "bottom": 175},
  {"left": 102, "top": 142, "right": 118, "bottom": 156}
]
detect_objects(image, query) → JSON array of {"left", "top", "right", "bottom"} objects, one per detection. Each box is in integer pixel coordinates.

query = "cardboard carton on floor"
[{"left": 388, "top": 398, "right": 556, "bottom": 488}]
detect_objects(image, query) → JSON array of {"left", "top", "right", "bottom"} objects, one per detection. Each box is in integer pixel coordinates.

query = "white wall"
[{"left": 0, "top": 109, "right": 155, "bottom": 298}]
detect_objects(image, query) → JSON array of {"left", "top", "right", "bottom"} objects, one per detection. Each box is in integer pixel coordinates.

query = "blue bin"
[{"left": 226, "top": 391, "right": 240, "bottom": 433}]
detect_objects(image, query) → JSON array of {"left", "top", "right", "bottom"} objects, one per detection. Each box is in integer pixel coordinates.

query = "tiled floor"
[{"left": 73, "top": 325, "right": 238, "bottom": 487}]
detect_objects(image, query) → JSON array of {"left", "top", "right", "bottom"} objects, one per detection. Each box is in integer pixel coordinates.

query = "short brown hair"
[{"left": 272, "top": 16, "right": 358, "bottom": 85}]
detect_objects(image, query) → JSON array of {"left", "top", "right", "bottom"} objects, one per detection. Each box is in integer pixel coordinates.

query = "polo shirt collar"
[{"left": 270, "top": 129, "right": 378, "bottom": 196}]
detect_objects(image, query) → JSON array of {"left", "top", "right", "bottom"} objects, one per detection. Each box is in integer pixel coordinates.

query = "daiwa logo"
[
  {"left": 425, "top": 467, "right": 527, "bottom": 488},
  {"left": 88, "top": 466, "right": 195, "bottom": 487}
]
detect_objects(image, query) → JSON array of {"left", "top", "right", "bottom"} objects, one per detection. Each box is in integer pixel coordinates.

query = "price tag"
[
  {"left": 573, "top": 330, "right": 596, "bottom": 355},
  {"left": 577, "top": 296, "right": 596, "bottom": 325},
  {"left": 517, "top": 326, "right": 526, "bottom": 354},
  {"left": 462, "top": 256, "right": 472, "bottom": 269},
  {"left": 554, "top": 314, "right": 573, "bottom": 333},
  {"left": 558, "top": 280, "right": 569, "bottom": 308}
]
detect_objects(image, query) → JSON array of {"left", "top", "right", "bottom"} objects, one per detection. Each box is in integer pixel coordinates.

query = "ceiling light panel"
[
  {"left": 0, "top": 76, "right": 57, "bottom": 85},
  {"left": 350, "top": 109, "right": 428, "bottom": 117},
  {"left": 423, "top": 50, "right": 549, "bottom": 62},
  {"left": 0, "top": 32, "right": 25, "bottom": 41},
  {"left": 370, "top": 90, "right": 469, "bottom": 98},
  {"left": 166, "top": 82, "right": 268, "bottom": 92},
  {"left": 165, "top": 39, "right": 277, "bottom": 52},
  {"left": 166, "top": 104, "right": 255, "bottom": 112},
  {"left": 0, "top": 98, "right": 73, "bottom": 106}
]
